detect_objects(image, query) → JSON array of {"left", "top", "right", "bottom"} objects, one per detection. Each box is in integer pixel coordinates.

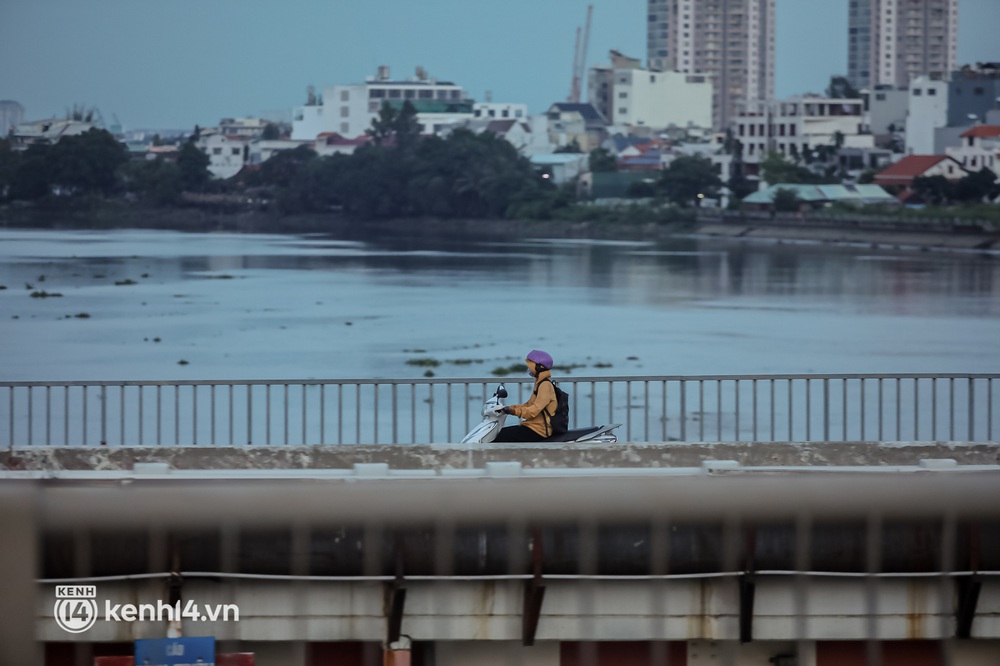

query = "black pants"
[{"left": 493, "top": 425, "right": 547, "bottom": 443}]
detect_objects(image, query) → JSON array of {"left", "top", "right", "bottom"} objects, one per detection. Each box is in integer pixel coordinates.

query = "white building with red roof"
[
  {"left": 946, "top": 125, "right": 1000, "bottom": 176},
  {"left": 873, "top": 154, "right": 966, "bottom": 189}
]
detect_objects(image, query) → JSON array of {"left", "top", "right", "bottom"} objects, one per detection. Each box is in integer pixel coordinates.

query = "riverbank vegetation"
[
  {"left": 0, "top": 104, "right": 692, "bottom": 228},
  {"left": 1, "top": 103, "right": 997, "bottom": 233}
]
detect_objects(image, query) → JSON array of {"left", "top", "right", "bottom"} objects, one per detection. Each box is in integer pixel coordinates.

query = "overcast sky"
[{"left": 1, "top": 0, "right": 998, "bottom": 130}]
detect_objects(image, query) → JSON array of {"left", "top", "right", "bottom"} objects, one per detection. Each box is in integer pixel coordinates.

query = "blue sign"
[{"left": 134, "top": 637, "right": 215, "bottom": 666}]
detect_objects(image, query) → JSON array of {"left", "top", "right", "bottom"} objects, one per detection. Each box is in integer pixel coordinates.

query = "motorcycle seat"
[{"left": 545, "top": 426, "right": 603, "bottom": 443}]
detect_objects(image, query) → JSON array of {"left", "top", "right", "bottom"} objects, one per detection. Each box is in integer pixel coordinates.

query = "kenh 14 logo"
[{"left": 54, "top": 585, "right": 98, "bottom": 634}]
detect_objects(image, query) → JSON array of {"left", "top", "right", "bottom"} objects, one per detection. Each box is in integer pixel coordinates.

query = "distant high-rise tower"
[
  {"left": 0, "top": 100, "right": 25, "bottom": 136},
  {"left": 645, "top": 0, "right": 776, "bottom": 130},
  {"left": 848, "top": 0, "right": 959, "bottom": 90}
]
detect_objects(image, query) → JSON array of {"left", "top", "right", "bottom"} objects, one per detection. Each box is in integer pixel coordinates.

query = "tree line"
[
  {"left": 0, "top": 103, "right": 563, "bottom": 220},
  {"left": 5, "top": 101, "right": 991, "bottom": 219},
  {"left": 0, "top": 128, "right": 212, "bottom": 206}
]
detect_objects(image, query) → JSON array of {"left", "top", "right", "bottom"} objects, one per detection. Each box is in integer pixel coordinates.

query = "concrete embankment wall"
[
  {"left": 3, "top": 441, "right": 998, "bottom": 472},
  {"left": 694, "top": 214, "right": 1000, "bottom": 252}
]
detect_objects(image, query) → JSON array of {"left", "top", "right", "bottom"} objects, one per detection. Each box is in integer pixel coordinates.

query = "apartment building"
[
  {"left": 848, "top": 0, "right": 959, "bottom": 90},
  {"left": 864, "top": 85, "right": 909, "bottom": 137},
  {"left": 473, "top": 102, "right": 527, "bottom": 121},
  {"left": 646, "top": 0, "right": 776, "bottom": 130},
  {"left": 904, "top": 75, "right": 949, "bottom": 155},
  {"left": 947, "top": 63, "right": 1000, "bottom": 126},
  {"left": 291, "top": 66, "right": 473, "bottom": 141},
  {"left": 0, "top": 100, "right": 25, "bottom": 135},
  {"left": 733, "top": 96, "right": 869, "bottom": 172},
  {"left": 589, "top": 50, "right": 712, "bottom": 130}
]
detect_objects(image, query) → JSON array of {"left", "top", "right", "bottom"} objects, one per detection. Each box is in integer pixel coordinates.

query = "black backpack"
[{"left": 537, "top": 378, "right": 570, "bottom": 436}]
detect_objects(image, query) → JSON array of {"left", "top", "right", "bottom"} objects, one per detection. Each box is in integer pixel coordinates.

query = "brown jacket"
[{"left": 508, "top": 370, "right": 558, "bottom": 437}]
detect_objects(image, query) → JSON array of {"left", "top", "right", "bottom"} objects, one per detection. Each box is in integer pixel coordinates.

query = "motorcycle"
[{"left": 460, "top": 384, "right": 621, "bottom": 445}]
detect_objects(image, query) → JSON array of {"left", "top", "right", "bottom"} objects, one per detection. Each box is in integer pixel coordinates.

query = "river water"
[{"left": 1, "top": 227, "right": 998, "bottom": 382}]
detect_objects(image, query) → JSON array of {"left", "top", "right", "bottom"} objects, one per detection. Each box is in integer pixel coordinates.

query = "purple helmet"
[{"left": 526, "top": 349, "right": 553, "bottom": 370}]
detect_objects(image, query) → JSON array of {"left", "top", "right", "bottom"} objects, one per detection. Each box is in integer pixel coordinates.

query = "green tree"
[
  {"left": 760, "top": 151, "right": 814, "bottom": 185},
  {"left": 727, "top": 170, "right": 756, "bottom": 200},
  {"left": 911, "top": 175, "right": 953, "bottom": 206},
  {"left": 177, "top": 141, "right": 211, "bottom": 191},
  {"left": 857, "top": 169, "right": 877, "bottom": 184},
  {"left": 826, "top": 76, "right": 861, "bottom": 100},
  {"left": 0, "top": 138, "right": 17, "bottom": 200},
  {"left": 366, "top": 101, "right": 421, "bottom": 149},
  {"left": 282, "top": 126, "right": 548, "bottom": 220},
  {"left": 951, "top": 167, "right": 998, "bottom": 203},
  {"left": 772, "top": 187, "right": 802, "bottom": 212},
  {"left": 722, "top": 130, "right": 743, "bottom": 159},
  {"left": 367, "top": 103, "right": 398, "bottom": 146},
  {"left": 626, "top": 180, "right": 656, "bottom": 198},
  {"left": 392, "top": 101, "right": 422, "bottom": 150},
  {"left": 122, "top": 158, "right": 182, "bottom": 205},
  {"left": 657, "top": 155, "right": 722, "bottom": 206},
  {"left": 8, "top": 144, "right": 52, "bottom": 200},
  {"left": 262, "top": 123, "right": 281, "bottom": 140},
  {"left": 47, "top": 128, "right": 129, "bottom": 195},
  {"left": 555, "top": 139, "right": 582, "bottom": 154},
  {"left": 588, "top": 147, "right": 618, "bottom": 172},
  {"left": 258, "top": 144, "right": 316, "bottom": 189}
]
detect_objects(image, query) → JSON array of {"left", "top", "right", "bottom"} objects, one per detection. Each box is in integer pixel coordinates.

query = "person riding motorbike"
[{"left": 493, "top": 349, "right": 558, "bottom": 443}]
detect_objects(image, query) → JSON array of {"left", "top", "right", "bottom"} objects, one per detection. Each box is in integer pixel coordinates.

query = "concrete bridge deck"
[
  {"left": 3, "top": 440, "right": 999, "bottom": 473},
  {"left": 4, "top": 442, "right": 1000, "bottom": 666}
]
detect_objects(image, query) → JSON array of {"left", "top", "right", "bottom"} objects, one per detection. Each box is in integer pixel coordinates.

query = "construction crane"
[{"left": 568, "top": 4, "right": 594, "bottom": 103}]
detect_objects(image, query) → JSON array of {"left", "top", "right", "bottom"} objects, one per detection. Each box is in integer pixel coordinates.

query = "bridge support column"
[{"left": 0, "top": 488, "right": 41, "bottom": 665}]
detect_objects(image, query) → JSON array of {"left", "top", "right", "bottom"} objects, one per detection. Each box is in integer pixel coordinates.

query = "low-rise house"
[
  {"left": 584, "top": 171, "right": 658, "bottom": 200},
  {"left": 196, "top": 130, "right": 252, "bottom": 179},
  {"left": 666, "top": 139, "right": 736, "bottom": 184},
  {"left": 529, "top": 153, "right": 588, "bottom": 185},
  {"left": 945, "top": 125, "right": 1000, "bottom": 176},
  {"left": 482, "top": 119, "right": 532, "bottom": 151},
  {"left": 247, "top": 139, "right": 314, "bottom": 165},
  {"left": 473, "top": 102, "right": 527, "bottom": 121},
  {"left": 219, "top": 117, "right": 269, "bottom": 139},
  {"left": 133, "top": 145, "right": 181, "bottom": 162},
  {"left": 836, "top": 146, "right": 895, "bottom": 179},
  {"left": 742, "top": 183, "right": 898, "bottom": 211},
  {"left": 545, "top": 103, "right": 608, "bottom": 152},
  {"left": 733, "top": 96, "right": 871, "bottom": 175},
  {"left": 873, "top": 154, "right": 966, "bottom": 189},
  {"left": 9, "top": 118, "right": 98, "bottom": 150},
  {"left": 617, "top": 145, "right": 663, "bottom": 172},
  {"left": 313, "top": 133, "right": 370, "bottom": 157},
  {"left": 444, "top": 119, "right": 533, "bottom": 149}
]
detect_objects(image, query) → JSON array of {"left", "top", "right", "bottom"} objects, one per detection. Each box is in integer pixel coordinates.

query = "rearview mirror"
[{"left": 496, "top": 385, "right": 508, "bottom": 399}]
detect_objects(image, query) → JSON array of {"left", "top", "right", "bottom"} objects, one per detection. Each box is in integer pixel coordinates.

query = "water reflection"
[{"left": 0, "top": 228, "right": 997, "bottom": 381}]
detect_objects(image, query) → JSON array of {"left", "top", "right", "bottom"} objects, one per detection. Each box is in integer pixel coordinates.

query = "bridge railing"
[{"left": 2, "top": 373, "right": 997, "bottom": 448}]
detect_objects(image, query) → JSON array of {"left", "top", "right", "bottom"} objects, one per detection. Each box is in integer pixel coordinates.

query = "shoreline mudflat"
[
  {"left": 2, "top": 204, "right": 998, "bottom": 252},
  {"left": 693, "top": 220, "right": 1000, "bottom": 253}
]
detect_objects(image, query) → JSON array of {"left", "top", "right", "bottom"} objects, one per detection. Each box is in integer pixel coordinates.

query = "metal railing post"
[
  {"left": 680, "top": 380, "right": 687, "bottom": 442},
  {"left": 2, "top": 373, "right": 996, "bottom": 449}
]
